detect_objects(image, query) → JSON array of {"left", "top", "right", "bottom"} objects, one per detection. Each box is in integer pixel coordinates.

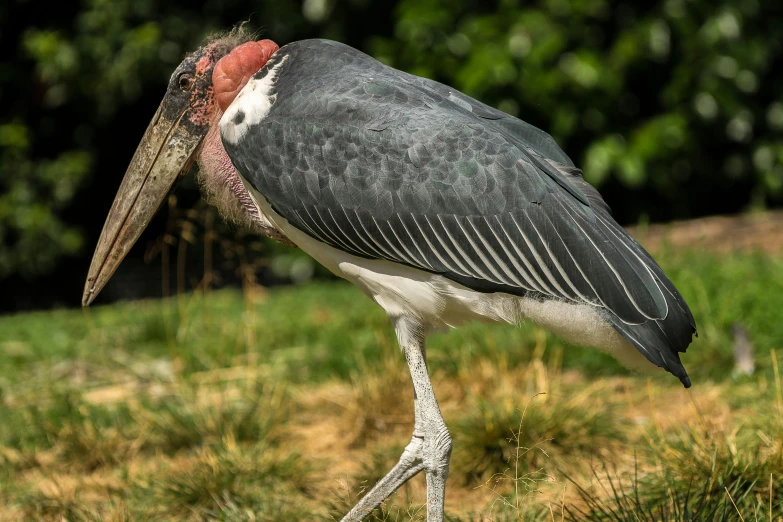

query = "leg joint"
[{"left": 423, "top": 423, "right": 452, "bottom": 471}]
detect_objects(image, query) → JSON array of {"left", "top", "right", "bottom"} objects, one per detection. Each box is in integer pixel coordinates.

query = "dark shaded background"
[{"left": 2, "top": 0, "right": 782, "bottom": 313}]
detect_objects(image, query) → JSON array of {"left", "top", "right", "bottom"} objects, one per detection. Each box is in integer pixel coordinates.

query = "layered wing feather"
[{"left": 221, "top": 39, "right": 696, "bottom": 386}]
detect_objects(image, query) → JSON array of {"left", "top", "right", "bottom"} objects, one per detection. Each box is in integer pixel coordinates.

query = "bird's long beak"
[{"left": 81, "top": 99, "right": 204, "bottom": 306}]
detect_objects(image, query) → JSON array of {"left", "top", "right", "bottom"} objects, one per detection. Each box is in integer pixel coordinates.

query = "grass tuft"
[
  {"left": 2, "top": 392, "right": 141, "bottom": 471},
  {"left": 564, "top": 461, "right": 775, "bottom": 521},
  {"left": 452, "top": 364, "right": 623, "bottom": 483},
  {"left": 144, "top": 378, "right": 287, "bottom": 452},
  {"left": 142, "top": 438, "right": 312, "bottom": 520},
  {"left": 342, "top": 344, "right": 414, "bottom": 446}
]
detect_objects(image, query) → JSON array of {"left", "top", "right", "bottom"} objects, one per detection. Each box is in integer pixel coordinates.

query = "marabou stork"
[{"left": 82, "top": 32, "right": 696, "bottom": 520}]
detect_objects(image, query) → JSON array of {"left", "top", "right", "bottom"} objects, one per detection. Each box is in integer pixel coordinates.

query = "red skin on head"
[{"left": 212, "top": 39, "right": 279, "bottom": 112}]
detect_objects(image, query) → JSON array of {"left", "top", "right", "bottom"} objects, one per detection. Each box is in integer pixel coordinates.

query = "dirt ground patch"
[{"left": 630, "top": 210, "right": 783, "bottom": 255}]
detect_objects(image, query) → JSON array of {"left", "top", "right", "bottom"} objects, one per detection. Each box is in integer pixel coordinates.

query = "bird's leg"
[
  {"left": 341, "top": 318, "right": 451, "bottom": 522},
  {"left": 407, "top": 325, "right": 452, "bottom": 521}
]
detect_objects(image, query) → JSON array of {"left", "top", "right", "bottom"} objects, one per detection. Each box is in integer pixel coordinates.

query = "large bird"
[{"left": 82, "top": 31, "right": 696, "bottom": 521}]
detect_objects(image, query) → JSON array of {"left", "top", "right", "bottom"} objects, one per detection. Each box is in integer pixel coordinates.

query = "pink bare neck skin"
[
  {"left": 194, "top": 38, "right": 293, "bottom": 245},
  {"left": 197, "top": 113, "right": 293, "bottom": 245}
]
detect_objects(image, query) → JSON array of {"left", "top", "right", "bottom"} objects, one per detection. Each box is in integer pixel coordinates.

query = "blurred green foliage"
[
  {"left": 2, "top": 0, "right": 175, "bottom": 278},
  {"left": 371, "top": 0, "right": 783, "bottom": 207},
  {"left": 2, "top": 0, "right": 782, "bottom": 284},
  {"left": 0, "top": 123, "right": 88, "bottom": 277}
]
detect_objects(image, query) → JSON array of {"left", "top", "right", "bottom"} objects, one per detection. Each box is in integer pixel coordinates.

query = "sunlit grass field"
[{"left": 2, "top": 237, "right": 783, "bottom": 520}]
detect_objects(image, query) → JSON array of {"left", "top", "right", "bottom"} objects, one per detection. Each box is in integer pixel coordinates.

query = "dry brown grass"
[{"left": 2, "top": 348, "right": 782, "bottom": 520}]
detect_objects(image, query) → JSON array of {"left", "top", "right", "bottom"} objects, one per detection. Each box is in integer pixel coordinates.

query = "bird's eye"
[{"left": 178, "top": 73, "right": 195, "bottom": 92}]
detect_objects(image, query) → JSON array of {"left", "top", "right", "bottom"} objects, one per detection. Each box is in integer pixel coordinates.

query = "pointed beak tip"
[{"left": 81, "top": 282, "right": 95, "bottom": 307}]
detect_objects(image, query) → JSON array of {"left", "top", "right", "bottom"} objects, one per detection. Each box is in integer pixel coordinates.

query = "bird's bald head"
[
  {"left": 81, "top": 28, "right": 281, "bottom": 306},
  {"left": 168, "top": 31, "right": 278, "bottom": 129}
]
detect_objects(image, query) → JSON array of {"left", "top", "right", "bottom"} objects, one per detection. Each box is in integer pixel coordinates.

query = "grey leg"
[{"left": 342, "top": 318, "right": 452, "bottom": 522}]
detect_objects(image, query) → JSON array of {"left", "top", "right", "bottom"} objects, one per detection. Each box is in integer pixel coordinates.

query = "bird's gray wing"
[
  {"left": 402, "top": 75, "right": 577, "bottom": 168},
  {"left": 222, "top": 39, "right": 696, "bottom": 385}
]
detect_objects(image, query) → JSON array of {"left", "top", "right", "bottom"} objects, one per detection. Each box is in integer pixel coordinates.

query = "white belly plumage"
[{"left": 240, "top": 179, "right": 657, "bottom": 374}]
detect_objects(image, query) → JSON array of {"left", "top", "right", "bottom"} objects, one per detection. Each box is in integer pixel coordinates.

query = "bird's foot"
[{"left": 341, "top": 424, "right": 451, "bottom": 522}]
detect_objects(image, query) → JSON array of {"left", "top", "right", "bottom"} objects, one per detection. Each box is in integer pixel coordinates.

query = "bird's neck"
[{"left": 196, "top": 112, "right": 293, "bottom": 245}]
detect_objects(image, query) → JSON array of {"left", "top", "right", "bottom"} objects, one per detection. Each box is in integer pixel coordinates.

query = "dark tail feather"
[{"left": 605, "top": 257, "right": 696, "bottom": 388}]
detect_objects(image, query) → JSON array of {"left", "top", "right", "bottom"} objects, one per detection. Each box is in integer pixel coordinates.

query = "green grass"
[
  {"left": 4, "top": 249, "right": 782, "bottom": 385},
  {"left": 1, "top": 248, "right": 783, "bottom": 519}
]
